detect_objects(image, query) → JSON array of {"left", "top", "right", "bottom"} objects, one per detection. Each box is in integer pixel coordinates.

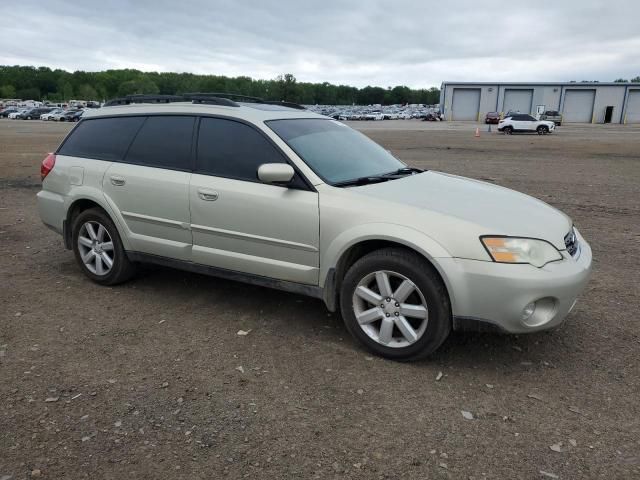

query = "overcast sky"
[{"left": 1, "top": 0, "right": 638, "bottom": 88}]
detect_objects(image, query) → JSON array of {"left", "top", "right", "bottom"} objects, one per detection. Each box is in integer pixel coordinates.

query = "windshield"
[{"left": 266, "top": 118, "right": 405, "bottom": 184}]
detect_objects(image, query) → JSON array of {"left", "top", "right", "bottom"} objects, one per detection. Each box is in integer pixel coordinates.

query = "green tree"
[
  {"left": 77, "top": 84, "right": 98, "bottom": 100},
  {"left": 0, "top": 65, "right": 440, "bottom": 106},
  {"left": 274, "top": 74, "right": 300, "bottom": 102},
  {"left": 0, "top": 84, "right": 16, "bottom": 98},
  {"left": 16, "top": 87, "right": 41, "bottom": 100},
  {"left": 117, "top": 76, "right": 160, "bottom": 96}
]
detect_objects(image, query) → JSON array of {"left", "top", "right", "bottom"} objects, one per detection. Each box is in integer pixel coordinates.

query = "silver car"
[{"left": 37, "top": 95, "right": 592, "bottom": 360}]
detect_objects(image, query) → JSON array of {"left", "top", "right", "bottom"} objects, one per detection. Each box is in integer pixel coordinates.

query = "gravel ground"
[{"left": 1, "top": 119, "right": 639, "bottom": 479}]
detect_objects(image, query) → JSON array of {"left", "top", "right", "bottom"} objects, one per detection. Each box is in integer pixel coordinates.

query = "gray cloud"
[{"left": 0, "top": 0, "right": 638, "bottom": 87}]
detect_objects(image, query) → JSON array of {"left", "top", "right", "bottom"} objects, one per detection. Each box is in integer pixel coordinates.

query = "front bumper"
[{"left": 439, "top": 232, "right": 592, "bottom": 334}]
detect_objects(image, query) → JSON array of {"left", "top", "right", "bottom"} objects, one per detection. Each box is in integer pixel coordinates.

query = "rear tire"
[
  {"left": 339, "top": 248, "right": 451, "bottom": 361},
  {"left": 71, "top": 208, "right": 135, "bottom": 285}
]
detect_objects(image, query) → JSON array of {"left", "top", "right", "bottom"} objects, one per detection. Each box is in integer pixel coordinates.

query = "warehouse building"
[{"left": 440, "top": 82, "right": 640, "bottom": 124}]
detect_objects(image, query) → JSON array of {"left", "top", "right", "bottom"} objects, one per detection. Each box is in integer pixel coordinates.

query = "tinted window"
[
  {"left": 125, "top": 116, "right": 195, "bottom": 170},
  {"left": 58, "top": 117, "right": 145, "bottom": 161},
  {"left": 196, "top": 118, "right": 286, "bottom": 181}
]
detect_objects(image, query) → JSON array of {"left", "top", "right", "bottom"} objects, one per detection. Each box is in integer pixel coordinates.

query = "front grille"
[{"left": 565, "top": 229, "right": 578, "bottom": 257}]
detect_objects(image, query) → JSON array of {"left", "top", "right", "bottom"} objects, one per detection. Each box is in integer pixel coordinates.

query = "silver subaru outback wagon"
[{"left": 37, "top": 95, "right": 592, "bottom": 361}]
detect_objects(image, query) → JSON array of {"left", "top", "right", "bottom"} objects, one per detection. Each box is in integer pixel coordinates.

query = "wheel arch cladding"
[
  {"left": 65, "top": 197, "right": 128, "bottom": 250},
  {"left": 323, "top": 237, "right": 453, "bottom": 313}
]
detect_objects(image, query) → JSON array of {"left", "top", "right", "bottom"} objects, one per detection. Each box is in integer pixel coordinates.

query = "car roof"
[{"left": 82, "top": 102, "right": 326, "bottom": 123}]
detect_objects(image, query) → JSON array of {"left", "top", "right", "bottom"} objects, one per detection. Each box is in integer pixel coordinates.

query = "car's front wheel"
[
  {"left": 72, "top": 208, "right": 135, "bottom": 285},
  {"left": 503, "top": 126, "right": 513, "bottom": 135},
  {"left": 537, "top": 125, "right": 549, "bottom": 135},
  {"left": 339, "top": 248, "right": 451, "bottom": 361}
]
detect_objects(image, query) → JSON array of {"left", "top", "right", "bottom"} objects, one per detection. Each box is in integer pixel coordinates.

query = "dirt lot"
[{"left": 1, "top": 118, "right": 639, "bottom": 479}]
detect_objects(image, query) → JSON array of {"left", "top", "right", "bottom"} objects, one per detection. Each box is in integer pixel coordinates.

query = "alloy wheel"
[
  {"left": 77, "top": 221, "right": 114, "bottom": 275},
  {"left": 352, "top": 270, "right": 429, "bottom": 348}
]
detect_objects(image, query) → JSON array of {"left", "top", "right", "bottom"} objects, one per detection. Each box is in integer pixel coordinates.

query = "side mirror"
[{"left": 257, "top": 163, "right": 295, "bottom": 185}]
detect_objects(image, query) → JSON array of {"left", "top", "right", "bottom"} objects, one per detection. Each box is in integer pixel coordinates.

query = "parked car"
[
  {"left": 51, "top": 109, "right": 77, "bottom": 121},
  {"left": 364, "top": 111, "right": 384, "bottom": 121},
  {"left": 41, "top": 108, "right": 65, "bottom": 120},
  {"left": 8, "top": 109, "right": 28, "bottom": 119},
  {"left": 0, "top": 107, "right": 19, "bottom": 118},
  {"left": 62, "top": 110, "right": 84, "bottom": 122},
  {"left": 18, "top": 107, "right": 53, "bottom": 120},
  {"left": 485, "top": 111, "right": 501, "bottom": 124},
  {"left": 498, "top": 114, "right": 556, "bottom": 135},
  {"left": 37, "top": 97, "right": 591, "bottom": 360},
  {"left": 540, "top": 110, "right": 562, "bottom": 126}
]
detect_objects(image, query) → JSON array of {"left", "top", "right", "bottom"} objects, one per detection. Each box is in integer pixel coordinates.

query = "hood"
[{"left": 351, "top": 171, "right": 572, "bottom": 251}]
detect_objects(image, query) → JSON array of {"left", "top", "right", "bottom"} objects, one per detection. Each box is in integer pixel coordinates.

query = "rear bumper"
[
  {"left": 37, "top": 189, "right": 66, "bottom": 235},
  {"left": 440, "top": 232, "right": 592, "bottom": 334}
]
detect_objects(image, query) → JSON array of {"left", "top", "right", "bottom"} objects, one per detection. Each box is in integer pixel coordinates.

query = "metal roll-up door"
[
  {"left": 562, "top": 90, "right": 595, "bottom": 123},
  {"left": 451, "top": 88, "right": 480, "bottom": 121},
  {"left": 503, "top": 89, "right": 533, "bottom": 115},
  {"left": 625, "top": 90, "right": 640, "bottom": 123}
]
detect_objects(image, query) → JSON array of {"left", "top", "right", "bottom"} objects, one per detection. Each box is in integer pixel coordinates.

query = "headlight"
[{"left": 481, "top": 236, "right": 562, "bottom": 267}]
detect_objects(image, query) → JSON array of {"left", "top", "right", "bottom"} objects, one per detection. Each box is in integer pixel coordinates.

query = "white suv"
[
  {"left": 37, "top": 94, "right": 591, "bottom": 360},
  {"left": 498, "top": 114, "right": 556, "bottom": 135}
]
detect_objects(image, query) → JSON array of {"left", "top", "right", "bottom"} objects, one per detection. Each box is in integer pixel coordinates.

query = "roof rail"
[
  {"left": 104, "top": 94, "right": 239, "bottom": 107},
  {"left": 104, "top": 95, "right": 185, "bottom": 107},
  {"left": 103, "top": 92, "right": 306, "bottom": 110},
  {"left": 184, "top": 92, "right": 306, "bottom": 110},
  {"left": 261, "top": 100, "right": 307, "bottom": 110}
]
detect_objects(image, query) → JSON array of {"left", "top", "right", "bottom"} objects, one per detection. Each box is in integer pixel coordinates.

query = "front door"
[{"left": 189, "top": 117, "right": 320, "bottom": 285}]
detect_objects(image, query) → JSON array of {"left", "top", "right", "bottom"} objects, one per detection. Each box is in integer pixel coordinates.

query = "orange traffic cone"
[{"left": 475, "top": 127, "right": 480, "bottom": 138}]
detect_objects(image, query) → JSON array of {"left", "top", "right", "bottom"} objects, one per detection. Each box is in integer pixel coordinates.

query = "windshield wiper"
[
  {"left": 333, "top": 176, "right": 392, "bottom": 187},
  {"left": 334, "top": 167, "right": 424, "bottom": 188},
  {"left": 382, "top": 167, "right": 424, "bottom": 177}
]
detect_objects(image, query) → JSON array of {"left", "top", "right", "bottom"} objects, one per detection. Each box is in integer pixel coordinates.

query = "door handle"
[
  {"left": 198, "top": 189, "right": 219, "bottom": 201},
  {"left": 110, "top": 175, "right": 126, "bottom": 186}
]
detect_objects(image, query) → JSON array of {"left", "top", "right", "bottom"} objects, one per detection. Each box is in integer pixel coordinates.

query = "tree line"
[{"left": 0, "top": 66, "right": 441, "bottom": 105}]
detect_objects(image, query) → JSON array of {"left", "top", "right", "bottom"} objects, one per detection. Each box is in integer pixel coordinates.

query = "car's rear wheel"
[
  {"left": 503, "top": 126, "right": 513, "bottom": 135},
  {"left": 339, "top": 248, "right": 451, "bottom": 361},
  {"left": 537, "top": 125, "right": 549, "bottom": 135},
  {"left": 72, "top": 208, "right": 135, "bottom": 285}
]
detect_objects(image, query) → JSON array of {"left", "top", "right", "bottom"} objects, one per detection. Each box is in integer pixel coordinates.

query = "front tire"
[
  {"left": 72, "top": 208, "right": 135, "bottom": 285},
  {"left": 503, "top": 126, "right": 513, "bottom": 135},
  {"left": 537, "top": 125, "right": 549, "bottom": 135},
  {"left": 339, "top": 248, "right": 451, "bottom": 361}
]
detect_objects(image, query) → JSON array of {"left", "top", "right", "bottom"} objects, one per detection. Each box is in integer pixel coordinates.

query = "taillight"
[{"left": 41, "top": 153, "right": 56, "bottom": 181}]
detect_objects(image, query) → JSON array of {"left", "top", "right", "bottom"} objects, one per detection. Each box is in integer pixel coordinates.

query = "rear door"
[
  {"left": 521, "top": 114, "right": 538, "bottom": 130},
  {"left": 189, "top": 117, "right": 320, "bottom": 284},
  {"left": 102, "top": 115, "right": 195, "bottom": 261}
]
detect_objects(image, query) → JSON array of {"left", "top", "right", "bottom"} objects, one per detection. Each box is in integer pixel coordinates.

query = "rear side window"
[
  {"left": 196, "top": 117, "right": 286, "bottom": 181},
  {"left": 124, "top": 116, "right": 195, "bottom": 170},
  {"left": 58, "top": 117, "right": 145, "bottom": 161}
]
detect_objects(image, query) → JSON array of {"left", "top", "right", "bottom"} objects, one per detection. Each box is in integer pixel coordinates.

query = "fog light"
[{"left": 521, "top": 302, "right": 536, "bottom": 321}]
